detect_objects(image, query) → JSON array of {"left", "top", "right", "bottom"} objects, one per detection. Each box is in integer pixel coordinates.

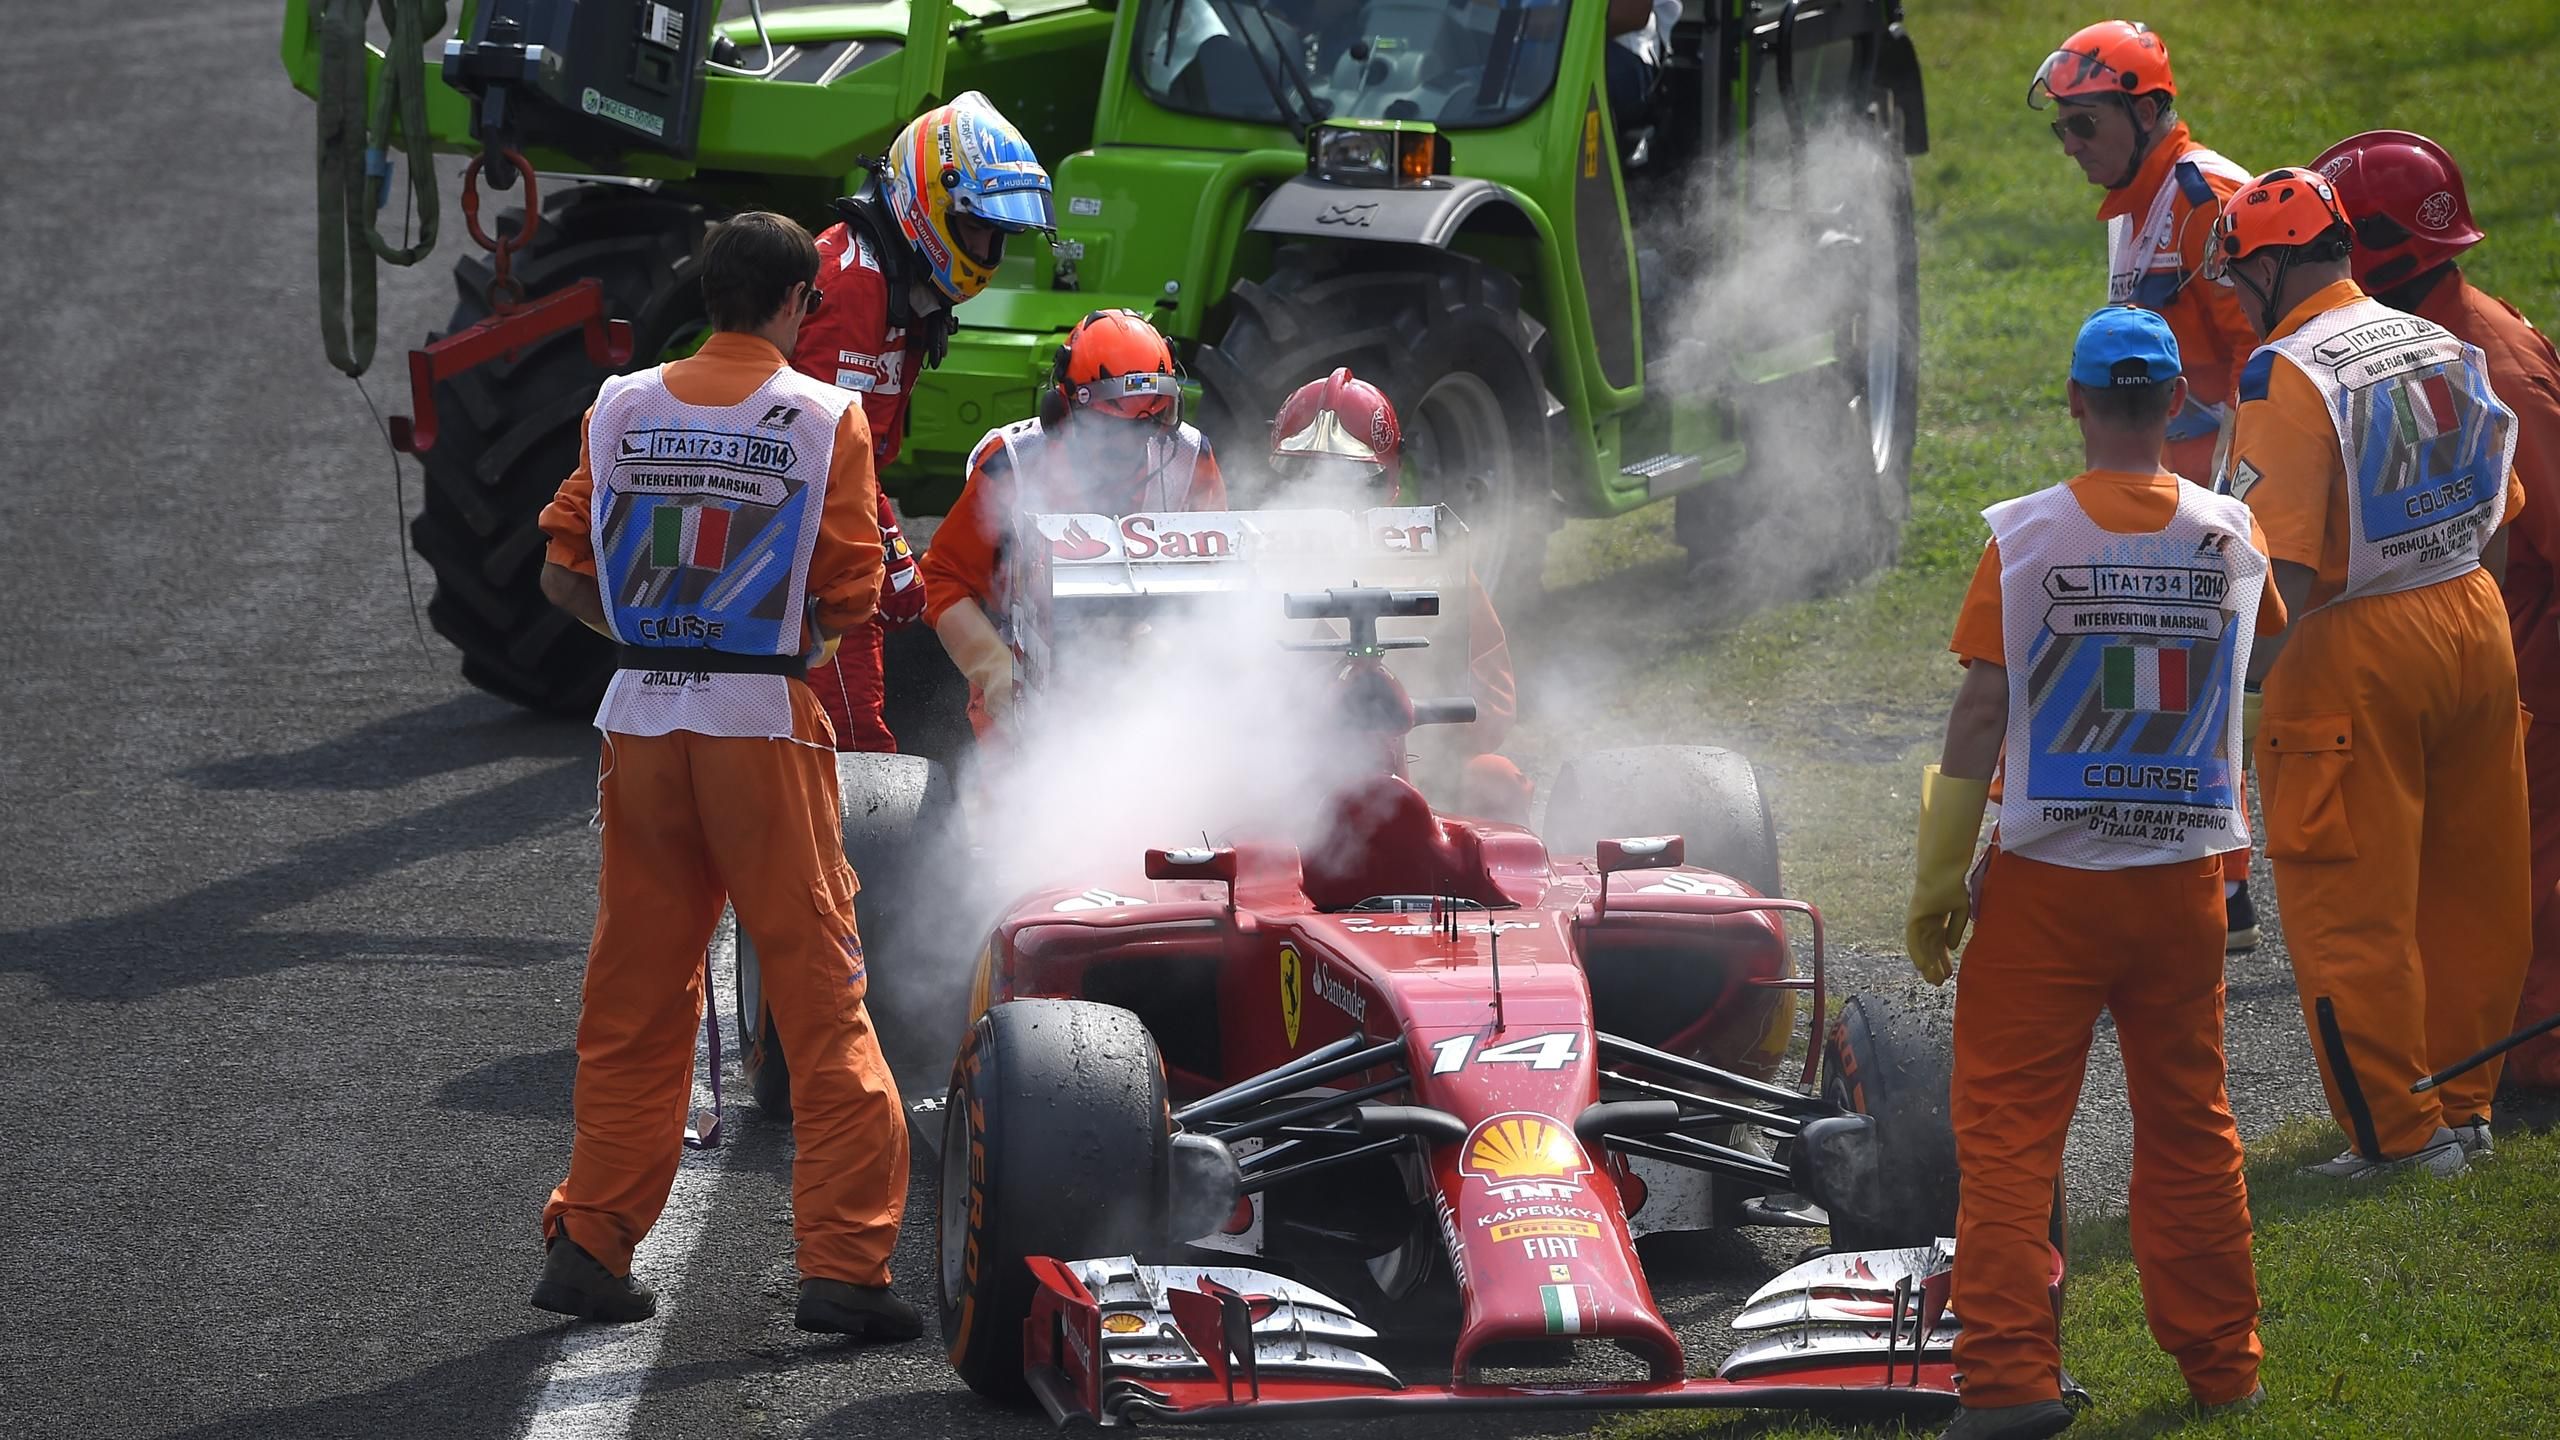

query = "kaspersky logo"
[{"left": 1461, "top": 1113, "right": 1591, "bottom": 1202}]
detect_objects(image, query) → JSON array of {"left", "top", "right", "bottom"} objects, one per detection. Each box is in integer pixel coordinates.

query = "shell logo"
[{"left": 1461, "top": 1114, "right": 1590, "bottom": 1199}]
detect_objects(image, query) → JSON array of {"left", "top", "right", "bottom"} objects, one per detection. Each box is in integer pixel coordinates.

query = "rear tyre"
[
  {"left": 1538, "top": 744, "right": 1781, "bottom": 897},
  {"left": 1678, "top": 103, "right": 1918, "bottom": 597},
  {"left": 1193, "top": 246, "right": 1568, "bottom": 608},
  {"left": 736, "top": 752, "right": 960, "bottom": 1121},
  {"left": 412, "top": 186, "right": 715, "bottom": 714},
  {"left": 939, "top": 1000, "right": 1169, "bottom": 1403}
]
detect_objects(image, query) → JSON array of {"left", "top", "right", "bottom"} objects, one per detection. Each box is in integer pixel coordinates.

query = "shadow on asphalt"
[
  {"left": 436, "top": 1046, "right": 577, "bottom": 1120},
  {"left": 0, "top": 755, "right": 594, "bottom": 1000},
  {"left": 152, "top": 1328, "right": 571, "bottom": 1440},
  {"left": 181, "top": 695, "right": 587, "bottom": 793}
]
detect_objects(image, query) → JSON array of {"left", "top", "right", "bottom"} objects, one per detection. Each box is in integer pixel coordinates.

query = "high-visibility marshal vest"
[
  {"left": 1988, "top": 480, "right": 2266, "bottom": 869},
  {"left": 967, "top": 415, "right": 1217, "bottom": 516},
  {"left": 588, "top": 363, "right": 855, "bottom": 738},
  {"left": 2237, "top": 297, "right": 2517, "bottom": 605},
  {"left": 2106, "top": 146, "right": 2249, "bottom": 444}
]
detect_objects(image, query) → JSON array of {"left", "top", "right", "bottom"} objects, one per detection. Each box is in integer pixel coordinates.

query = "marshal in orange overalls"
[
  {"left": 2402, "top": 272, "right": 2560, "bottom": 1089},
  {"left": 2228, "top": 278, "right": 2533, "bottom": 1156},
  {"left": 535, "top": 333, "right": 909, "bottom": 1288},
  {"left": 1936, "top": 470, "right": 2280, "bottom": 1411}
]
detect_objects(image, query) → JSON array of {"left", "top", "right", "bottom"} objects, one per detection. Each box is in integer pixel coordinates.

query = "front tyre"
[{"left": 939, "top": 1000, "right": 1169, "bottom": 1403}]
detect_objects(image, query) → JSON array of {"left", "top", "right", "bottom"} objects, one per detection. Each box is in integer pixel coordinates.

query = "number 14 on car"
[{"left": 1429, "top": 1031, "right": 1584, "bottom": 1074}]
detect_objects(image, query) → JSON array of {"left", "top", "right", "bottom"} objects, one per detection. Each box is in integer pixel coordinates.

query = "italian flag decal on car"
[
  {"left": 2101, "top": 644, "right": 2188, "bottom": 713},
  {"left": 651, "top": 505, "right": 732, "bottom": 569},
  {"left": 1540, "top": 1283, "right": 1596, "bottom": 1335}
]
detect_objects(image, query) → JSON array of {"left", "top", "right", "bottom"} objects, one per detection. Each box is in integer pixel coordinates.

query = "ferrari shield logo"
[{"left": 1278, "top": 944, "right": 1303, "bottom": 1048}]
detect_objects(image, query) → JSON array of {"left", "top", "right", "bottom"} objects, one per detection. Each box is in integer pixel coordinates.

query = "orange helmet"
[
  {"left": 2028, "top": 20, "right": 2174, "bottom": 109},
  {"left": 2201, "top": 167, "right": 2352, "bottom": 282},
  {"left": 1050, "top": 308, "right": 1180, "bottom": 427}
]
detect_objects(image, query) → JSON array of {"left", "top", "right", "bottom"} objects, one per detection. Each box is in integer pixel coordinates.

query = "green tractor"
[{"left": 286, "top": 1, "right": 1924, "bottom": 731}]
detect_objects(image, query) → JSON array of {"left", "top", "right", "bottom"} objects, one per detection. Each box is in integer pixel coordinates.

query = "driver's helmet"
[
  {"left": 2313, "top": 130, "right": 2485, "bottom": 291},
  {"left": 1270, "top": 368, "right": 1401, "bottom": 490},
  {"left": 883, "top": 91, "right": 1056, "bottom": 304},
  {"left": 2027, "top": 20, "right": 2174, "bottom": 109},
  {"left": 2200, "top": 167, "right": 2351, "bottom": 284}
]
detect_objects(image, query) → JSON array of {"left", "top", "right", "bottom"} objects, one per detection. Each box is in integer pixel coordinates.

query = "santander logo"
[{"left": 1049, "top": 517, "right": 1112, "bottom": 561}]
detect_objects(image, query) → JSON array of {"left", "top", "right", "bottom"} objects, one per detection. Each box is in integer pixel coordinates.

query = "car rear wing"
[{"left": 1000, "top": 505, "right": 1474, "bottom": 703}]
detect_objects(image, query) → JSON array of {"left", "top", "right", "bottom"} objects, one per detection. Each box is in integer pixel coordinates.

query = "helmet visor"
[
  {"left": 1073, "top": 371, "right": 1180, "bottom": 424},
  {"left": 1272, "top": 408, "right": 1388, "bottom": 470},
  {"left": 2198, "top": 210, "right": 2239, "bottom": 287},
  {"left": 2028, "top": 47, "right": 2130, "bottom": 110},
  {"left": 959, "top": 178, "right": 1058, "bottom": 235}
]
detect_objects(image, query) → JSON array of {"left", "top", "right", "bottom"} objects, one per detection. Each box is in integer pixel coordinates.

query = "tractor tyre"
[
  {"left": 411, "top": 186, "right": 716, "bottom": 715},
  {"left": 1194, "top": 246, "right": 1568, "bottom": 609},
  {"left": 736, "top": 752, "right": 961, "bottom": 1121},
  {"left": 1678, "top": 99, "right": 1918, "bottom": 598},
  {"left": 940, "top": 1000, "right": 1169, "bottom": 1404},
  {"left": 1538, "top": 744, "right": 1782, "bottom": 898}
]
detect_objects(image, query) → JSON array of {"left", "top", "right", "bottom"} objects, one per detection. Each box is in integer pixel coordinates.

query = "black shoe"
[
  {"left": 532, "top": 1234, "right": 658, "bottom": 1323},
  {"left": 795, "top": 1278, "right": 924, "bottom": 1340},
  {"left": 2226, "top": 883, "right": 2261, "bottom": 953},
  {"left": 1941, "top": 1399, "right": 2074, "bottom": 1440}
]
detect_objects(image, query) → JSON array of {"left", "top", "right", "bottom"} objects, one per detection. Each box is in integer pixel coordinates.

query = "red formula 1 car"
[{"left": 926, "top": 572, "right": 2051, "bottom": 1426}]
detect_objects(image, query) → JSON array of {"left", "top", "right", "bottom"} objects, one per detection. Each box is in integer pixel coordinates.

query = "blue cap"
[{"left": 2071, "top": 304, "right": 2182, "bottom": 388}]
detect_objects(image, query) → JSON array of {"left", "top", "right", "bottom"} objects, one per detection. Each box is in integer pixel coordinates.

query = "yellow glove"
[
  {"left": 2241, "top": 687, "right": 2263, "bottom": 757},
  {"left": 1907, "top": 765, "right": 1991, "bottom": 986}
]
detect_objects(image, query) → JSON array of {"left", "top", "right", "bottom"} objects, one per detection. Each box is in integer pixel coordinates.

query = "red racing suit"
[{"left": 789, "top": 220, "right": 929, "bottom": 751}]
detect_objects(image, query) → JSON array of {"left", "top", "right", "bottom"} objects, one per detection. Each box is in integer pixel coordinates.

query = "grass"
[
  {"left": 1516, "top": 4, "right": 2560, "bottom": 1434},
  {"left": 1530, "top": 0, "right": 2560, "bottom": 953},
  {"left": 1600, "top": 1116, "right": 2560, "bottom": 1440}
]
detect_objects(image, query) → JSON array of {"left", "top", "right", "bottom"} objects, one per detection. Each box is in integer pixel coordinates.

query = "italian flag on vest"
[
  {"left": 651, "top": 504, "right": 732, "bottom": 569},
  {"left": 2395, "top": 368, "right": 2461, "bottom": 446},
  {"left": 2102, "top": 644, "right": 2189, "bottom": 713}
]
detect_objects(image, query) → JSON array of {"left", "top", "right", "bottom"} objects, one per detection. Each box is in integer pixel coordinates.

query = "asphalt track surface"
[{"left": 0, "top": 6, "right": 2334, "bottom": 1438}]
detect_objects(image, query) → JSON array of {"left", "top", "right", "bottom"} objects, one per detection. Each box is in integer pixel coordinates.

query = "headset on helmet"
[
  {"left": 1270, "top": 368, "right": 1402, "bottom": 482},
  {"left": 882, "top": 91, "right": 1055, "bottom": 305},
  {"left": 2312, "top": 130, "right": 2484, "bottom": 293},
  {"left": 1039, "top": 309, "right": 1181, "bottom": 430}
]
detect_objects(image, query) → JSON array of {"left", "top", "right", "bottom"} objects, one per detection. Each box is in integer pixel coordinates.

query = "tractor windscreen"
[{"left": 1135, "top": 0, "right": 1567, "bottom": 131}]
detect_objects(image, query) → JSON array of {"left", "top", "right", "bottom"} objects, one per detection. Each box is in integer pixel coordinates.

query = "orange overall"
[
  {"left": 534, "top": 334, "right": 910, "bottom": 1285},
  {"left": 2098, "top": 124, "right": 2258, "bottom": 890},
  {"left": 1946, "top": 470, "right": 2278, "bottom": 1409},
  {"left": 2229, "top": 280, "right": 2532, "bottom": 1151},
  {"left": 2098, "top": 122, "right": 2257, "bottom": 486},
  {"left": 2406, "top": 271, "right": 2560, "bottom": 1088}
]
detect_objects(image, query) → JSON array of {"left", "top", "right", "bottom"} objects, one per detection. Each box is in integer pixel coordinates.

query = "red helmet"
[
  {"left": 2028, "top": 20, "right": 2174, "bottom": 109},
  {"left": 1270, "top": 368, "right": 1401, "bottom": 480},
  {"left": 1053, "top": 308, "right": 1180, "bottom": 426},
  {"left": 2312, "top": 130, "right": 2483, "bottom": 291}
]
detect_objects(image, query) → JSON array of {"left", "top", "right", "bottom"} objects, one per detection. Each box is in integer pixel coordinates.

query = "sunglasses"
[
  {"left": 801, "top": 282, "right": 826, "bottom": 317},
  {"left": 2050, "top": 112, "right": 2102, "bottom": 143}
]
